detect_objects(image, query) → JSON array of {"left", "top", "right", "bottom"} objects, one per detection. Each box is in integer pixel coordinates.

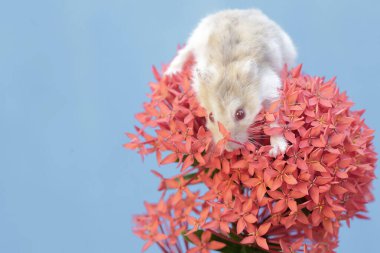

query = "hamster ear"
[
  {"left": 192, "top": 67, "right": 213, "bottom": 92},
  {"left": 241, "top": 60, "right": 258, "bottom": 78},
  {"left": 194, "top": 67, "right": 213, "bottom": 83}
]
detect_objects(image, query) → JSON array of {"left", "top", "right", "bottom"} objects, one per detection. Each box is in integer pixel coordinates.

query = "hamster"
[{"left": 165, "top": 9, "right": 297, "bottom": 156}]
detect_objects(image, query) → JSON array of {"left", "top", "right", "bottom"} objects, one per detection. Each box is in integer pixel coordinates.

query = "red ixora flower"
[
  {"left": 187, "top": 230, "right": 226, "bottom": 253},
  {"left": 126, "top": 56, "right": 377, "bottom": 253}
]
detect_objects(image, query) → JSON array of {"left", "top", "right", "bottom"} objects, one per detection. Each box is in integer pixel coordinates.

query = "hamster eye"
[
  {"left": 209, "top": 112, "right": 215, "bottom": 122},
  {"left": 235, "top": 109, "right": 245, "bottom": 121}
]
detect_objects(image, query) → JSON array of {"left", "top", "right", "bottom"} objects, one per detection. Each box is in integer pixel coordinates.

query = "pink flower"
[
  {"left": 187, "top": 230, "right": 226, "bottom": 253},
  {"left": 240, "top": 223, "right": 271, "bottom": 250},
  {"left": 126, "top": 57, "right": 377, "bottom": 253}
]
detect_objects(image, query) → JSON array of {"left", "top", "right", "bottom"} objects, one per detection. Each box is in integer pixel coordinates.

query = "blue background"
[{"left": 1, "top": 0, "right": 379, "bottom": 252}]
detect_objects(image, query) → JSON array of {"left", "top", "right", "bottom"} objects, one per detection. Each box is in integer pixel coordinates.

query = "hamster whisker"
[
  {"left": 253, "top": 119, "right": 266, "bottom": 123},
  {"left": 250, "top": 134, "right": 268, "bottom": 138},
  {"left": 249, "top": 126, "right": 263, "bottom": 130},
  {"left": 227, "top": 138, "right": 244, "bottom": 146},
  {"left": 249, "top": 123, "right": 264, "bottom": 128},
  {"left": 248, "top": 131, "right": 263, "bottom": 135},
  {"left": 248, "top": 127, "right": 263, "bottom": 131},
  {"left": 249, "top": 124, "right": 265, "bottom": 128},
  {"left": 249, "top": 136, "right": 268, "bottom": 140},
  {"left": 249, "top": 141, "right": 262, "bottom": 147},
  {"left": 248, "top": 138, "right": 262, "bottom": 147},
  {"left": 249, "top": 136, "right": 266, "bottom": 142},
  {"left": 248, "top": 132, "right": 262, "bottom": 136},
  {"left": 248, "top": 127, "right": 264, "bottom": 132}
]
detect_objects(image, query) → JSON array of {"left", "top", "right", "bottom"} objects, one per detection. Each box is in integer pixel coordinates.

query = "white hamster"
[{"left": 165, "top": 9, "right": 297, "bottom": 156}]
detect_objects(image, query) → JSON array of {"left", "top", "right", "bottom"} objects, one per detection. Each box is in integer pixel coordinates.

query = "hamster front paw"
[{"left": 269, "top": 134, "right": 288, "bottom": 157}]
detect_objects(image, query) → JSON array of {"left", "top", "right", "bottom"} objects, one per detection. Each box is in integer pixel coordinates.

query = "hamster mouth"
[
  {"left": 225, "top": 142, "right": 241, "bottom": 151},
  {"left": 225, "top": 132, "right": 248, "bottom": 151},
  {"left": 215, "top": 130, "right": 248, "bottom": 151},
  {"left": 225, "top": 138, "right": 245, "bottom": 151}
]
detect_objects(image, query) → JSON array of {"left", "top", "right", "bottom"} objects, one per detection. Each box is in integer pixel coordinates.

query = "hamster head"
[{"left": 195, "top": 60, "right": 263, "bottom": 151}]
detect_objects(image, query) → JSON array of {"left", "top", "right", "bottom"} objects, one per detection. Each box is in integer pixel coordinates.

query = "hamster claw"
[{"left": 269, "top": 135, "right": 288, "bottom": 157}]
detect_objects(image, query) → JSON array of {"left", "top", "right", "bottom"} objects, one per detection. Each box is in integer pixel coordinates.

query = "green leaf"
[
  {"left": 183, "top": 230, "right": 270, "bottom": 253},
  {"left": 210, "top": 168, "right": 220, "bottom": 179},
  {"left": 183, "top": 230, "right": 241, "bottom": 252},
  {"left": 183, "top": 172, "right": 198, "bottom": 181}
]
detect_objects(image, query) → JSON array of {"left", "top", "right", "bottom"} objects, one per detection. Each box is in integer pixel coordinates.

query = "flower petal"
[
  {"left": 256, "top": 236, "right": 269, "bottom": 250},
  {"left": 258, "top": 222, "right": 271, "bottom": 235},
  {"left": 208, "top": 241, "right": 226, "bottom": 250},
  {"left": 273, "top": 199, "right": 287, "bottom": 213},
  {"left": 244, "top": 214, "right": 257, "bottom": 224},
  {"left": 240, "top": 236, "right": 256, "bottom": 244},
  {"left": 237, "top": 218, "right": 246, "bottom": 234}
]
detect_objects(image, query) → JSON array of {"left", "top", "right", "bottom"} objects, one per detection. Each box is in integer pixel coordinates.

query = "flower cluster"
[{"left": 126, "top": 58, "right": 376, "bottom": 253}]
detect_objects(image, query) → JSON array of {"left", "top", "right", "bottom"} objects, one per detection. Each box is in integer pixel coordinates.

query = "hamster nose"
[
  {"left": 225, "top": 143, "right": 233, "bottom": 151},
  {"left": 225, "top": 142, "right": 240, "bottom": 151}
]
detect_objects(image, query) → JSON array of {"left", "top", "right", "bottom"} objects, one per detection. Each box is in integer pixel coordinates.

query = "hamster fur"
[{"left": 165, "top": 9, "right": 297, "bottom": 156}]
